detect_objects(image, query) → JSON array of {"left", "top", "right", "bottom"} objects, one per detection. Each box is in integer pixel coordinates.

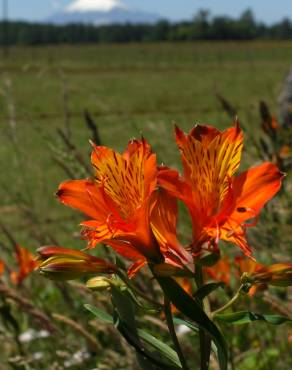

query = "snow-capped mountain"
[{"left": 47, "top": 0, "right": 162, "bottom": 25}]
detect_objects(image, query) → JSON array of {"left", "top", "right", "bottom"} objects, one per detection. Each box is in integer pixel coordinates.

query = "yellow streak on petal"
[
  {"left": 180, "top": 126, "right": 243, "bottom": 221},
  {"left": 91, "top": 141, "right": 156, "bottom": 222}
]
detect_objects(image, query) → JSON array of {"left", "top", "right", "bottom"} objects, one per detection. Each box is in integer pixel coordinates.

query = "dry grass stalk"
[
  {"left": 52, "top": 313, "right": 101, "bottom": 353},
  {"left": 57, "top": 128, "right": 91, "bottom": 174}
]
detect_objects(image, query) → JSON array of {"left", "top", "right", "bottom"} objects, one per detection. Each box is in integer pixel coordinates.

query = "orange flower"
[
  {"left": 36, "top": 246, "right": 117, "bottom": 280},
  {"left": 57, "top": 139, "right": 192, "bottom": 277},
  {"left": 10, "top": 245, "right": 37, "bottom": 285},
  {"left": 205, "top": 256, "right": 231, "bottom": 286},
  {"left": 158, "top": 123, "right": 283, "bottom": 257},
  {"left": 0, "top": 260, "right": 4, "bottom": 276}
]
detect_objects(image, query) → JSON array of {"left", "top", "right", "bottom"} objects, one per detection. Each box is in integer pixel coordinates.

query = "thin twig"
[
  {"left": 57, "top": 128, "right": 91, "bottom": 174},
  {"left": 84, "top": 110, "right": 102, "bottom": 145},
  {"left": 58, "top": 69, "right": 71, "bottom": 140},
  {"left": 52, "top": 313, "right": 101, "bottom": 353}
]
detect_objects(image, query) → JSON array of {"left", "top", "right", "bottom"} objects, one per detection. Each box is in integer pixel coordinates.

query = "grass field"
[
  {"left": 0, "top": 41, "right": 291, "bottom": 369},
  {"left": 1, "top": 41, "right": 292, "bottom": 246}
]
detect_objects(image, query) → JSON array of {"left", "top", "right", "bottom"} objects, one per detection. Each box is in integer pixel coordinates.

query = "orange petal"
[
  {"left": 105, "top": 239, "right": 146, "bottom": 261},
  {"left": 175, "top": 124, "right": 220, "bottom": 147},
  {"left": 37, "top": 245, "right": 97, "bottom": 261},
  {"left": 219, "top": 223, "right": 253, "bottom": 257},
  {"left": 205, "top": 256, "right": 231, "bottom": 285},
  {"left": 150, "top": 189, "right": 178, "bottom": 254},
  {"left": 150, "top": 189, "right": 193, "bottom": 267},
  {"left": 57, "top": 179, "right": 108, "bottom": 220},
  {"left": 235, "top": 256, "right": 260, "bottom": 274},
  {"left": 127, "top": 260, "right": 147, "bottom": 278},
  {"left": 122, "top": 137, "right": 151, "bottom": 160},
  {"left": 175, "top": 124, "right": 243, "bottom": 225},
  {"left": 91, "top": 140, "right": 157, "bottom": 220},
  {"left": 157, "top": 166, "right": 192, "bottom": 204},
  {"left": 230, "top": 162, "right": 283, "bottom": 225}
]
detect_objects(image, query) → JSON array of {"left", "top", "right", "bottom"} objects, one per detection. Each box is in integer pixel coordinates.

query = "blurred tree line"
[{"left": 1, "top": 9, "right": 292, "bottom": 45}]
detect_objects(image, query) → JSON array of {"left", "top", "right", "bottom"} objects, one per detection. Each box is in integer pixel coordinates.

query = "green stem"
[
  {"left": 212, "top": 285, "right": 244, "bottom": 317},
  {"left": 195, "top": 264, "right": 211, "bottom": 370},
  {"left": 117, "top": 271, "right": 162, "bottom": 308},
  {"left": 164, "top": 297, "right": 190, "bottom": 370}
]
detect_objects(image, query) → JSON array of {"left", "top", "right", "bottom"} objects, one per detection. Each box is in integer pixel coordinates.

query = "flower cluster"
[{"left": 37, "top": 122, "right": 287, "bottom": 288}]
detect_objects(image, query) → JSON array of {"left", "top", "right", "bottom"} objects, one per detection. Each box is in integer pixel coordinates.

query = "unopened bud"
[
  {"left": 86, "top": 276, "right": 111, "bottom": 291},
  {"left": 36, "top": 246, "right": 117, "bottom": 281},
  {"left": 251, "top": 263, "right": 292, "bottom": 287}
]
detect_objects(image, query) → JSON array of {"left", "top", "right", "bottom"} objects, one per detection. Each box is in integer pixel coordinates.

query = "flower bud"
[
  {"left": 36, "top": 246, "right": 117, "bottom": 281},
  {"left": 86, "top": 276, "right": 111, "bottom": 291},
  {"left": 250, "top": 263, "right": 292, "bottom": 287}
]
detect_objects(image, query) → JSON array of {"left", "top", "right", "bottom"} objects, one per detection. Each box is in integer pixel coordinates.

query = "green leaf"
[
  {"left": 157, "top": 277, "right": 228, "bottom": 370},
  {"left": 111, "top": 285, "right": 181, "bottom": 370},
  {"left": 113, "top": 314, "right": 182, "bottom": 370},
  {"left": 173, "top": 317, "right": 199, "bottom": 332},
  {"left": 194, "top": 282, "right": 225, "bottom": 301},
  {"left": 111, "top": 286, "right": 157, "bottom": 370},
  {"left": 84, "top": 289, "right": 181, "bottom": 370},
  {"left": 215, "top": 311, "right": 292, "bottom": 325},
  {"left": 85, "top": 298, "right": 181, "bottom": 369},
  {"left": 137, "top": 329, "right": 181, "bottom": 368},
  {"left": 84, "top": 304, "right": 113, "bottom": 324}
]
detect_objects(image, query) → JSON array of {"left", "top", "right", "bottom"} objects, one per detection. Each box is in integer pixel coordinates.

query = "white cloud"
[{"left": 66, "top": 0, "right": 127, "bottom": 12}]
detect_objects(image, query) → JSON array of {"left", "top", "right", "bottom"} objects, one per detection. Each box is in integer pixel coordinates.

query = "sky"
[{"left": 4, "top": 0, "right": 292, "bottom": 24}]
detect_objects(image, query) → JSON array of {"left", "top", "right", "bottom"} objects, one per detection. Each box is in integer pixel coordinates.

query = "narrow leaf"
[
  {"left": 137, "top": 329, "right": 181, "bottom": 368},
  {"left": 84, "top": 304, "right": 113, "bottom": 324},
  {"left": 114, "top": 315, "right": 182, "bottom": 370},
  {"left": 157, "top": 277, "right": 228, "bottom": 370},
  {"left": 111, "top": 286, "right": 157, "bottom": 370},
  {"left": 215, "top": 311, "right": 292, "bottom": 325},
  {"left": 173, "top": 317, "right": 198, "bottom": 332}
]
